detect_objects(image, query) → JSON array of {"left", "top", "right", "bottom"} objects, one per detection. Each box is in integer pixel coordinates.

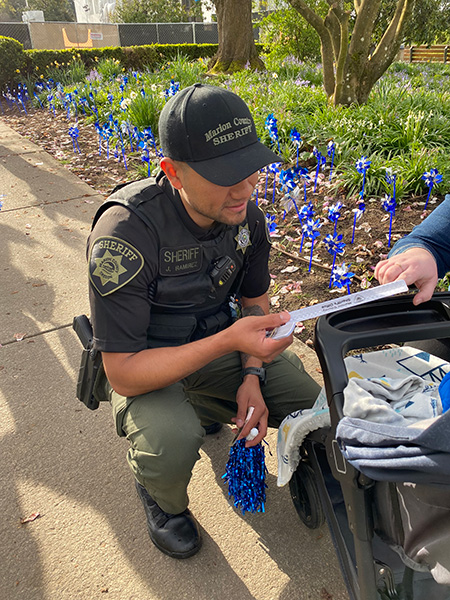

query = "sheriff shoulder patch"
[{"left": 89, "top": 236, "right": 144, "bottom": 296}]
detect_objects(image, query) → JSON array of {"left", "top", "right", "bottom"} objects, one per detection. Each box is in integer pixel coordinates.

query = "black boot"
[
  {"left": 135, "top": 480, "right": 201, "bottom": 559},
  {"left": 202, "top": 422, "right": 223, "bottom": 435}
]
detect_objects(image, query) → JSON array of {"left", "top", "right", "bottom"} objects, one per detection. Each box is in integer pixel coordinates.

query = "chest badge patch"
[
  {"left": 89, "top": 236, "right": 144, "bottom": 296},
  {"left": 234, "top": 224, "right": 252, "bottom": 254}
]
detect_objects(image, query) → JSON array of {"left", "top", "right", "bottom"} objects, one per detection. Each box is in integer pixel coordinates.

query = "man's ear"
[{"left": 160, "top": 157, "right": 183, "bottom": 190}]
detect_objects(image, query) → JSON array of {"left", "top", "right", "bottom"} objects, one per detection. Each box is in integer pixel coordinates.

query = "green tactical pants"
[{"left": 95, "top": 349, "right": 320, "bottom": 514}]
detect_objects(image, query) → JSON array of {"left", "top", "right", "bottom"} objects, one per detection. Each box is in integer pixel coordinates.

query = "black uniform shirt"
[{"left": 87, "top": 176, "right": 271, "bottom": 353}]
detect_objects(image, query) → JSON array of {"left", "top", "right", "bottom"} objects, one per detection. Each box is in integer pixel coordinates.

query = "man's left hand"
[{"left": 232, "top": 378, "right": 268, "bottom": 447}]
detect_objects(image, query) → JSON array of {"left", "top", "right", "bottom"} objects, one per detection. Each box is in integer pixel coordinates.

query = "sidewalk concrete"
[{"left": 0, "top": 118, "right": 348, "bottom": 600}]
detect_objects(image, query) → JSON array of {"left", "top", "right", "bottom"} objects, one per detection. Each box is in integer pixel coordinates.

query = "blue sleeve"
[{"left": 388, "top": 197, "right": 450, "bottom": 278}]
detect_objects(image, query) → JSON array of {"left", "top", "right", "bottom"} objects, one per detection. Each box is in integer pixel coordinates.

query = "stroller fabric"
[
  {"left": 277, "top": 346, "right": 449, "bottom": 487},
  {"left": 374, "top": 480, "right": 450, "bottom": 586},
  {"left": 277, "top": 345, "right": 450, "bottom": 586}
]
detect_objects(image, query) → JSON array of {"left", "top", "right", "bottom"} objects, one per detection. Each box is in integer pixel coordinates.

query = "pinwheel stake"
[
  {"left": 313, "top": 147, "right": 326, "bottom": 193},
  {"left": 290, "top": 128, "right": 302, "bottom": 167},
  {"left": 301, "top": 218, "right": 322, "bottom": 271},
  {"left": 327, "top": 201, "right": 343, "bottom": 236},
  {"left": 327, "top": 141, "right": 336, "bottom": 181},
  {"left": 323, "top": 234, "right": 346, "bottom": 288},
  {"left": 68, "top": 126, "right": 81, "bottom": 154},
  {"left": 422, "top": 168, "right": 443, "bottom": 210},
  {"left": 265, "top": 113, "right": 281, "bottom": 152}
]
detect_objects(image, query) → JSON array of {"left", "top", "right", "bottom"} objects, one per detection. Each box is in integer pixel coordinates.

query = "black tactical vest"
[{"left": 92, "top": 176, "right": 259, "bottom": 348}]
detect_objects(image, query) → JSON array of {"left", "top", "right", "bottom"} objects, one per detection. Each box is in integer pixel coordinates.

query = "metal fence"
[
  {"left": 0, "top": 22, "right": 32, "bottom": 49},
  {"left": 118, "top": 22, "right": 221, "bottom": 45},
  {"left": 0, "top": 21, "right": 236, "bottom": 50}
]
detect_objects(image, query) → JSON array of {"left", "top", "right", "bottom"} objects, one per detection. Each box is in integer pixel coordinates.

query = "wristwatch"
[{"left": 241, "top": 366, "right": 267, "bottom": 385}]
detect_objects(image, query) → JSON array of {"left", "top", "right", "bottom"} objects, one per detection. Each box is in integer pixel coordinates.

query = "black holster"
[{"left": 73, "top": 315, "right": 102, "bottom": 410}]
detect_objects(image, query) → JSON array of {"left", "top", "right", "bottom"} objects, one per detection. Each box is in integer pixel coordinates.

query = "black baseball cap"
[{"left": 158, "top": 83, "right": 281, "bottom": 186}]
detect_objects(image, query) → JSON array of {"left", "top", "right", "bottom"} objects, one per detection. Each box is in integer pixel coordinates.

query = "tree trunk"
[
  {"left": 288, "top": 0, "right": 415, "bottom": 107},
  {"left": 208, "top": 0, "right": 264, "bottom": 73}
]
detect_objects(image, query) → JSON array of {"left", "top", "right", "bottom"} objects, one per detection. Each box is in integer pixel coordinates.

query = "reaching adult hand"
[{"left": 374, "top": 247, "right": 438, "bottom": 305}]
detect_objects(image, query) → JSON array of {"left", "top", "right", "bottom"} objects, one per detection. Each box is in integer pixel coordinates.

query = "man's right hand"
[
  {"left": 103, "top": 311, "right": 293, "bottom": 397},
  {"left": 225, "top": 311, "right": 293, "bottom": 362},
  {"left": 374, "top": 247, "right": 438, "bottom": 305}
]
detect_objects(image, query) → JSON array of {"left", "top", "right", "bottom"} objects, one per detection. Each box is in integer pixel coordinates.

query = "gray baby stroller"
[{"left": 288, "top": 291, "right": 450, "bottom": 600}]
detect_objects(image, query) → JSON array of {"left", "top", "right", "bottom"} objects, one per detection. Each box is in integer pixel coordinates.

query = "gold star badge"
[
  {"left": 234, "top": 224, "right": 252, "bottom": 254},
  {"left": 93, "top": 250, "right": 128, "bottom": 286}
]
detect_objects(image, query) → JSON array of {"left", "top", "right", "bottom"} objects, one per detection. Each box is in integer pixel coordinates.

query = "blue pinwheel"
[
  {"left": 323, "top": 233, "right": 346, "bottom": 287},
  {"left": 142, "top": 126, "right": 160, "bottom": 157},
  {"left": 422, "top": 168, "right": 443, "bottom": 210},
  {"left": 331, "top": 262, "right": 355, "bottom": 294},
  {"left": 132, "top": 126, "right": 141, "bottom": 150},
  {"left": 47, "top": 93, "right": 55, "bottom": 115},
  {"left": 268, "top": 162, "right": 281, "bottom": 203},
  {"left": 301, "top": 218, "right": 322, "bottom": 271},
  {"left": 164, "top": 79, "right": 180, "bottom": 99},
  {"left": 17, "top": 85, "right": 28, "bottom": 114},
  {"left": 382, "top": 194, "right": 396, "bottom": 248},
  {"left": 140, "top": 140, "right": 151, "bottom": 176},
  {"left": 290, "top": 128, "right": 302, "bottom": 167},
  {"left": 351, "top": 200, "right": 365, "bottom": 244},
  {"left": 265, "top": 213, "right": 277, "bottom": 234},
  {"left": 295, "top": 201, "right": 315, "bottom": 243},
  {"left": 299, "top": 201, "right": 315, "bottom": 224},
  {"left": 327, "top": 141, "right": 336, "bottom": 181},
  {"left": 33, "top": 91, "right": 43, "bottom": 109},
  {"left": 313, "top": 147, "right": 326, "bottom": 193},
  {"left": 279, "top": 169, "right": 302, "bottom": 220},
  {"left": 265, "top": 113, "right": 280, "bottom": 152},
  {"left": 94, "top": 122, "right": 103, "bottom": 156},
  {"left": 300, "top": 168, "right": 311, "bottom": 202},
  {"left": 355, "top": 156, "right": 371, "bottom": 199},
  {"left": 327, "top": 201, "right": 343, "bottom": 236},
  {"left": 110, "top": 117, "right": 128, "bottom": 170},
  {"left": 102, "top": 123, "right": 114, "bottom": 159},
  {"left": 78, "top": 96, "right": 88, "bottom": 115},
  {"left": 385, "top": 168, "right": 397, "bottom": 202},
  {"left": 68, "top": 126, "right": 81, "bottom": 154},
  {"left": 120, "top": 120, "right": 134, "bottom": 151},
  {"left": 279, "top": 168, "right": 297, "bottom": 198},
  {"left": 64, "top": 92, "right": 73, "bottom": 119}
]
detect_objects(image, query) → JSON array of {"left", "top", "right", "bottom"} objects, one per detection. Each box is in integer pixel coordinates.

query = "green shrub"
[
  {"left": 96, "top": 57, "right": 124, "bottom": 80},
  {"left": 0, "top": 36, "right": 26, "bottom": 90},
  {"left": 126, "top": 92, "right": 164, "bottom": 134},
  {"left": 42, "top": 57, "right": 87, "bottom": 86},
  {"left": 23, "top": 44, "right": 220, "bottom": 80}
]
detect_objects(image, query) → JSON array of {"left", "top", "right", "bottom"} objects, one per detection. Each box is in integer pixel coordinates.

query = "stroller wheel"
[{"left": 289, "top": 460, "right": 325, "bottom": 529}]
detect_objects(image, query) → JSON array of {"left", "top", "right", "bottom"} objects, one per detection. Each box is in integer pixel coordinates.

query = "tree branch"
[
  {"left": 368, "top": 0, "right": 414, "bottom": 80},
  {"left": 288, "top": 0, "right": 336, "bottom": 97},
  {"left": 349, "top": 0, "right": 382, "bottom": 60},
  {"left": 324, "top": 10, "right": 341, "bottom": 62},
  {"left": 331, "top": 7, "right": 350, "bottom": 105}
]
